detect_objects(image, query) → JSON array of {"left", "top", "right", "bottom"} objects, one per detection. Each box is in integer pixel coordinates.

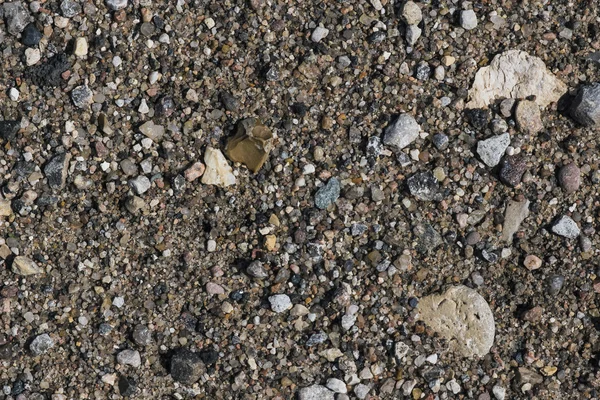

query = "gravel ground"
[{"left": 1, "top": 0, "right": 600, "bottom": 399}]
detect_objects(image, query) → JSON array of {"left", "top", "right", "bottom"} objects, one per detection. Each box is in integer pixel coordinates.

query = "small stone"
[
  {"left": 477, "top": 133, "right": 510, "bottom": 167},
  {"left": 354, "top": 384, "right": 371, "bottom": 399},
  {"left": 551, "top": 215, "right": 580, "bottom": 239},
  {"left": 60, "top": 0, "right": 81, "bottom": 17},
  {"left": 415, "top": 62, "right": 431, "bottom": 80},
  {"left": 0, "top": 120, "right": 21, "bottom": 141},
  {"left": 125, "top": 196, "right": 145, "bottom": 214},
  {"left": 204, "top": 17, "right": 215, "bottom": 29},
  {"left": 490, "top": 119, "right": 508, "bottom": 134},
  {"left": 524, "top": 255, "right": 542, "bottom": 270},
  {"left": 105, "top": 0, "right": 128, "bottom": 11},
  {"left": 383, "top": 113, "right": 420, "bottom": 150},
  {"left": 402, "top": 1, "right": 422, "bottom": 25},
  {"left": 517, "top": 367, "right": 543, "bottom": 386},
  {"left": 306, "top": 332, "right": 328, "bottom": 346},
  {"left": 73, "top": 37, "right": 88, "bottom": 56},
  {"left": 557, "top": 163, "right": 581, "bottom": 193},
  {"left": 311, "top": 26, "right": 329, "bottom": 42},
  {"left": 21, "top": 23, "right": 42, "bottom": 47},
  {"left": 466, "top": 108, "right": 489, "bottom": 130},
  {"left": 298, "top": 385, "right": 335, "bottom": 400},
  {"left": 206, "top": 282, "right": 225, "bottom": 295},
  {"left": 395, "top": 342, "right": 410, "bottom": 360},
  {"left": 132, "top": 325, "right": 152, "bottom": 346},
  {"left": 314, "top": 177, "right": 341, "bottom": 209},
  {"left": 226, "top": 118, "right": 273, "bottom": 173},
  {"left": 3, "top": 1, "right": 31, "bottom": 36},
  {"left": 405, "top": 24, "right": 421, "bottom": 45},
  {"left": 184, "top": 162, "right": 205, "bottom": 182},
  {"left": 170, "top": 349, "right": 205, "bottom": 385},
  {"left": 9, "top": 88, "right": 19, "bottom": 101},
  {"left": 492, "top": 386, "right": 506, "bottom": 400},
  {"left": 499, "top": 155, "right": 526, "bottom": 186},
  {"left": 500, "top": 98, "right": 516, "bottom": 117},
  {"left": 201, "top": 147, "right": 236, "bottom": 187},
  {"left": 417, "top": 285, "right": 495, "bottom": 357},
  {"left": 247, "top": 261, "right": 268, "bottom": 279},
  {"left": 71, "top": 85, "right": 93, "bottom": 108},
  {"left": 138, "top": 121, "right": 164, "bottom": 142},
  {"left": 515, "top": 100, "right": 543, "bottom": 134},
  {"left": 522, "top": 305, "right": 543, "bottom": 322},
  {"left": 220, "top": 92, "right": 240, "bottom": 112},
  {"left": 502, "top": 199, "right": 529, "bottom": 242},
  {"left": 442, "top": 55, "right": 456, "bottom": 66},
  {"left": 118, "top": 376, "right": 137, "bottom": 397},
  {"left": 129, "top": 176, "right": 151, "bottom": 195},
  {"left": 12, "top": 256, "right": 43, "bottom": 276},
  {"left": 268, "top": 294, "right": 292, "bottom": 313},
  {"left": 326, "top": 378, "right": 347, "bottom": 394},
  {"left": 44, "top": 153, "right": 71, "bottom": 189},
  {"left": 547, "top": 275, "right": 565, "bottom": 295},
  {"left": 30, "top": 334, "right": 54, "bottom": 355},
  {"left": 117, "top": 350, "right": 141, "bottom": 368},
  {"left": 434, "top": 65, "right": 445, "bottom": 80},
  {"left": 407, "top": 171, "right": 439, "bottom": 201},
  {"left": 460, "top": 10, "right": 478, "bottom": 30},
  {"left": 432, "top": 133, "right": 449, "bottom": 150},
  {"left": 154, "top": 96, "right": 175, "bottom": 117},
  {"left": 25, "top": 48, "right": 40, "bottom": 65},
  {"left": 569, "top": 83, "right": 600, "bottom": 126}
]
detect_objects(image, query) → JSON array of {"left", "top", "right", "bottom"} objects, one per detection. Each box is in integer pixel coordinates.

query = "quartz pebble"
[
  {"left": 268, "top": 294, "right": 292, "bottom": 313},
  {"left": 551, "top": 215, "right": 580, "bottom": 239},
  {"left": 460, "top": 10, "right": 478, "bottom": 30},
  {"left": 201, "top": 147, "right": 236, "bottom": 187}
]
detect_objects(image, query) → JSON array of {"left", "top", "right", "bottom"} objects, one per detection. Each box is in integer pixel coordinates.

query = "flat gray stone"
[
  {"left": 501, "top": 199, "right": 530, "bottom": 243},
  {"left": 383, "top": 113, "right": 420, "bottom": 150},
  {"left": 314, "top": 177, "right": 340, "bottom": 209},
  {"left": 551, "top": 215, "right": 580, "bottom": 239},
  {"left": 477, "top": 133, "right": 510, "bottom": 167}
]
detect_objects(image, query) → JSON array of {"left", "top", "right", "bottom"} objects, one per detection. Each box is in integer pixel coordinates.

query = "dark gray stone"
[
  {"left": 569, "top": 83, "right": 600, "bottom": 126},
  {"left": 0, "top": 120, "right": 20, "bottom": 141},
  {"left": 44, "top": 153, "right": 71, "bottom": 189},
  {"left": 407, "top": 171, "right": 439, "bottom": 201},
  {"left": 3, "top": 2, "right": 31, "bottom": 36},
  {"left": 315, "top": 177, "right": 340, "bottom": 209},
  {"left": 170, "top": 348, "right": 205, "bottom": 384},
  {"left": 21, "top": 23, "right": 42, "bottom": 47}
]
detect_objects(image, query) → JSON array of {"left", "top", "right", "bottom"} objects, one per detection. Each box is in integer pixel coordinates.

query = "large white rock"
[
  {"left": 417, "top": 285, "right": 495, "bottom": 358},
  {"left": 466, "top": 50, "right": 567, "bottom": 109},
  {"left": 201, "top": 147, "right": 236, "bottom": 187}
]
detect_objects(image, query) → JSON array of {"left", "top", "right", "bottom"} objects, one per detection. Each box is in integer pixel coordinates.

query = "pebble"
[
  {"left": 226, "top": 118, "right": 273, "bottom": 173},
  {"left": 314, "top": 177, "right": 341, "bottom": 209},
  {"left": 417, "top": 285, "right": 495, "bottom": 357},
  {"left": 129, "top": 176, "right": 151, "bottom": 195},
  {"left": 492, "top": 386, "right": 506, "bottom": 400},
  {"left": 298, "top": 385, "right": 334, "bottom": 400},
  {"left": 460, "top": 10, "right": 478, "bottom": 30},
  {"left": 268, "top": 294, "right": 292, "bottom": 313},
  {"left": 25, "top": 48, "right": 40, "bottom": 66},
  {"left": 9, "top": 88, "right": 19, "bottom": 101},
  {"left": 184, "top": 162, "right": 205, "bottom": 182},
  {"left": 569, "top": 82, "right": 600, "bottom": 126},
  {"left": 247, "top": 261, "right": 268, "bottom": 279},
  {"left": 551, "top": 215, "right": 580, "bottom": 239},
  {"left": 523, "top": 255, "right": 542, "bottom": 270},
  {"left": 206, "top": 282, "right": 225, "bottom": 295},
  {"left": 169, "top": 349, "right": 205, "bottom": 384},
  {"left": 44, "top": 153, "right": 71, "bottom": 189},
  {"left": 515, "top": 100, "right": 543, "bottom": 134},
  {"left": 105, "top": 0, "right": 128, "bottom": 11},
  {"left": 499, "top": 155, "right": 526, "bottom": 187},
  {"left": 117, "top": 349, "right": 141, "bottom": 368},
  {"left": 12, "top": 256, "right": 43, "bottom": 276},
  {"left": 3, "top": 1, "right": 31, "bottom": 36},
  {"left": 0, "top": 199, "right": 11, "bottom": 217},
  {"left": 21, "top": 23, "right": 42, "bottom": 47},
  {"left": 500, "top": 98, "right": 516, "bottom": 117},
  {"left": 73, "top": 37, "right": 88, "bottom": 57},
  {"left": 201, "top": 147, "right": 236, "bottom": 187},
  {"left": 71, "top": 85, "right": 93, "bottom": 108},
  {"left": 434, "top": 65, "right": 445, "bottom": 80},
  {"left": 0, "top": 120, "right": 20, "bottom": 141},
  {"left": 477, "top": 133, "right": 510, "bottom": 167},
  {"left": 547, "top": 275, "right": 565, "bottom": 296},
  {"left": 354, "top": 384, "right": 371, "bottom": 399},
  {"left": 432, "top": 133, "right": 449, "bottom": 150},
  {"left": 382, "top": 113, "right": 420, "bottom": 150},
  {"left": 132, "top": 325, "right": 152, "bottom": 346},
  {"left": 415, "top": 62, "right": 431, "bottom": 80},
  {"left": 326, "top": 378, "right": 347, "bottom": 394},
  {"left": 402, "top": 1, "right": 422, "bottom": 25},
  {"left": 490, "top": 118, "right": 508, "bottom": 134},
  {"left": 407, "top": 171, "right": 439, "bottom": 201},
  {"left": 30, "top": 334, "right": 54, "bottom": 355},
  {"left": 311, "top": 26, "right": 329, "bottom": 42},
  {"left": 138, "top": 121, "right": 164, "bottom": 142},
  {"left": 502, "top": 199, "right": 530, "bottom": 242},
  {"left": 60, "top": 0, "right": 81, "bottom": 17},
  {"left": 406, "top": 25, "right": 422, "bottom": 45},
  {"left": 557, "top": 163, "right": 581, "bottom": 193}
]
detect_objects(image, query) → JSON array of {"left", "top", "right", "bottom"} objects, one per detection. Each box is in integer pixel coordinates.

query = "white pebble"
[
  {"left": 9, "top": 88, "right": 19, "bottom": 101},
  {"left": 207, "top": 240, "right": 217, "bottom": 252}
]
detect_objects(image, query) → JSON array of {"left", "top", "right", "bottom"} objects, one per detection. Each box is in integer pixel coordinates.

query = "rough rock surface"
[
  {"left": 382, "top": 113, "right": 420, "bottom": 150},
  {"left": 466, "top": 50, "right": 567, "bottom": 109},
  {"left": 417, "top": 285, "right": 495, "bottom": 358},
  {"left": 201, "top": 147, "right": 236, "bottom": 187},
  {"left": 551, "top": 215, "right": 580, "bottom": 239},
  {"left": 569, "top": 83, "right": 600, "bottom": 126},
  {"left": 501, "top": 199, "right": 530, "bottom": 242},
  {"left": 476, "top": 133, "right": 510, "bottom": 167},
  {"left": 226, "top": 118, "right": 273, "bottom": 173},
  {"left": 298, "top": 385, "right": 335, "bottom": 400}
]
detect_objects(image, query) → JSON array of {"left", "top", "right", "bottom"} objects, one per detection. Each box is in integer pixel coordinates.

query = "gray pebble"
[
  {"left": 117, "top": 349, "right": 141, "bottom": 368},
  {"left": 477, "top": 133, "right": 510, "bottom": 167},
  {"left": 129, "top": 176, "right": 151, "bottom": 195},
  {"left": 551, "top": 215, "right": 580, "bottom": 239},
  {"left": 30, "top": 334, "right": 54, "bottom": 355},
  {"left": 382, "top": 114, "right": 420, "bottom": 150},
  {"left": 314, "top": 177, "right": 340, "bottom": 209},
  {"left": 569, "top": 83, "right": 600, "bottom": 126}
]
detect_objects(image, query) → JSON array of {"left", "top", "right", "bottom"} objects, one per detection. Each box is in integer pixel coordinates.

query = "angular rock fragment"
[
  {"left": 314, "top": 177, "right": 341, "bottom": 209},
  {"left": 12, "top": 256, "right": 43, "bottom": 276},
  {"left": 498, "top": 155, "right": 526, "bottom": 187},
  {"left": 71, "top": 85, "right": 93, "bottom": 108},
  {"left": 417, "top": 285, "right": 495, "bottom": 357},
  {"left": 184, "top": 162, "right": 205, "bottom": 182},
  {"left": 44, "top": 153, "right": 71, "bottom": 189},
  {"left": 382, "top": 113, "right": 420, "bottom": 150},
  {"left": 0, "top": 120, "right": 21, "bottom": 141},
  {"left": 169, "top": 348, "right": 205, "bottom": 384},
  {"left": 25, "top": 53, "right": 71, "bottom": 88},
  {"left": 476, "top": 133, "right": 510, "bottom": 167},
  {"left": 407, "top": 171, "right": 439, "bottom": 201},
  {"left": 501, "top": 199, "right": 529, "bottom": 243},
  {"left": 201, "top": 147, "right": 236, "bottom": 187},
  {"left": 30, "top": 333, "right": 54, "bottom": 355},
  {"left": 225, "top": 118, "right": 273, "bottom": 173},
  {"left": 466, "top": 50, "right": 567, "bottom": 109},
  {"left": 551, "top": 215, "right": 580, "bottom": 239},
  {"left": 3, "top": 1, "right": 31, "bottom": 36},
  {"left": 138, "top": 120, "right": 164, "bottom": 142},
  {"left": 268, "top": 294, "right": 292, "bottom": 313},
  {"left": 569, "top": 83, "right": 600, "bottom": 126},
  {"left": 515, "top": 100, "right": 543, "bottom": 134}
]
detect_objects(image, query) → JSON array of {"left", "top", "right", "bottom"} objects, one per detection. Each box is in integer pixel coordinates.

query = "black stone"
[
  {"left": 220, "top": 91, "right": 239, "bottom": 112},
  {"left": 21, "top": 23, "right": 42, "bottom": 47},
  {"left": 154, "top": 96, "right": 175, "bottom": 117},
  {"left": 25, "top": 53, "right": 71, "bottom": 87},
  {"left": 367, "top": 31, "right": 386, "bottom": 43},
  {"left": 118, "top": 376, "right": 137, "bottom": 397},
  {"left": 0, "top": 120, "right": 21, "bottom": 141},
  {"left": 569, "top": 83, "right": 600, "bottom": 126},
  {"left": 44, "top": 153, "right": 70, "bottom": 189},
  {"left": 407, "top": 171, "right": 440, "bottom": 201},
  {"left": 199, "top": 349, "right": 219, "bottom": 365},
  {"left": 170, "top": 348, "right": 205, "bottom": 384},
  {"left": 465, "top": 108, "right": 489, "bottom": 130},
  {"left": 0, "top": 344, "right": 13, "bottom": 360}
]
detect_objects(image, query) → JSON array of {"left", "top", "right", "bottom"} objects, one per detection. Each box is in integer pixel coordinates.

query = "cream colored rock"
[
  {"left": 201, "top": 147, "right": 236, "bottom": 187},
  {"left": 0, "top": 199, "right": 12, "bottom": 216},
  {"left": 466, "top": 50, "right": 567, "bottom": 109},
  {"left": 417, "top": 285, "right": 495, "bottom": 358},
  {"left": 73, "top": 37, "right": 88, "bottom": 57},
  {"left": 12, "top": 256, "right": 43, "bottom": 276}
]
